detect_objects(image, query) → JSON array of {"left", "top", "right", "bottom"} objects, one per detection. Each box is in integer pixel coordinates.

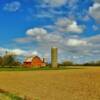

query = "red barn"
[{"left": 23, "top": 56, "right": 46, "bottom": 68}]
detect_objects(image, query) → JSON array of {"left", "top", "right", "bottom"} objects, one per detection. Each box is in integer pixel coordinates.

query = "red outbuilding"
[{"left": 23, "top": 56, "right": 46, "bottom": 68}]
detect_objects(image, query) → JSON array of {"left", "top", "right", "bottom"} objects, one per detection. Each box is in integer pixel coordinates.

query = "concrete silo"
[{"left": 51, "top": 47, "right": 58, "bottom": 68}]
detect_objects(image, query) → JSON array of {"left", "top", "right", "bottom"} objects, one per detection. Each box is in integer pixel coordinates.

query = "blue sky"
[{"left": 0, "top": 0, "right": 100, "bottom": 63}]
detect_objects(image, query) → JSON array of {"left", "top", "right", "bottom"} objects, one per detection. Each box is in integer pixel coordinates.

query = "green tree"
[
  {"left": 0, "top": 56, "right": 3, "bottom": 65},
  {"left": 2, "top": 54, "right": 17, "bottom": 67},
  {"left": 61, "top": 61, "right": 73, "bottom": 66}
]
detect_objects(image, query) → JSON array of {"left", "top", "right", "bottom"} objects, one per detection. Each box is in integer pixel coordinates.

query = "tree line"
[
  {"left": 0, "top": 53, "right": 100, "bottom": 67},
  {"left": 59, "top": 60, "right": 100, "bottom": 66},
  {"left": 0, "top": 53, "right": 21, "bottom": 67}
]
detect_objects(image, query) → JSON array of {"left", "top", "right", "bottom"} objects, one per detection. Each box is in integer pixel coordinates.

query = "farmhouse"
[{"left": 23, "top": 56, "right": 46, "bottom": 68}]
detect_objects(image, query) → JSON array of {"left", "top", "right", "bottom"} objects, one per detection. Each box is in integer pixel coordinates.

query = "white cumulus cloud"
[
  {"left": 42, "top": 0, "right": 78, "bottom": 8},
  {"left": 26, "top": 27, "right": 47, "bottom": 36},
  {"left": 55, "top": 18, "right": 85, "bottom": 33},
  {"left": 43, "top": 0, "right": 67, "bottom": 7},
  {"left": 66, "top": 21, "right": 84, "bottom": 33},
  {"left": 0, "top": 47, "right": 40, "bottom": 57},
  {"left": 66, "top": 39, "right": 88, "bottom": 46},
  {"left": 3, "top": 1, "right": 21, "bottom": 12},
  {"left": 89, "top": 2, "right": 100, "bottom": 22},
  {"left": 11, "top": 49, "right": 26, "bottom": 56}
]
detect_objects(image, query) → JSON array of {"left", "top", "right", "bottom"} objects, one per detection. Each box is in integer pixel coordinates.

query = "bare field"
[{"left": 0, "top": 67, "right": 100, "bottom": 100}]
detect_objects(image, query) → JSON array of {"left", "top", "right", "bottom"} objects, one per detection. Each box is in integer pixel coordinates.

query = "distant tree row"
[
  {"left": 0, "top": 53, "right": 100, "bottom": 67},
  {"left": 59, "top": 60, "right": 100, "bottom": 66},
  {"left": 0, "top": 53, "right": 21, "bottom": 67},
  {"left": 59, "top": 61, "right": 74, "bottom": 66},
  {"left": 82, "top": 61, "right": 100, "bottom": 66}
]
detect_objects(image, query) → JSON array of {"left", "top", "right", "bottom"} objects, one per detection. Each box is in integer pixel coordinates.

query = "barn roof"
[
  {"left": 24, "top": 57, "right": 33, "bottom": 62},
  {"left": 24, "top": 56, "right": 42, "bottom": 62}
]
